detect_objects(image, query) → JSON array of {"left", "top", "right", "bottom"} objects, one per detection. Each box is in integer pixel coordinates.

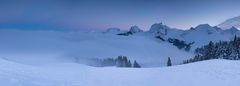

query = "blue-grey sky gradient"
[{"left": 0, "top": 0, "right": 240, "bottom": 31}]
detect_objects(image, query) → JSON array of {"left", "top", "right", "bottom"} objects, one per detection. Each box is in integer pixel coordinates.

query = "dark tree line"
[
  {"left": 116, "top": 56, "right": 132, "bottom": 67},
  {"left": 87, "top": 56, "right": 173, "bottom": 67},
  {"left": 154, "top": 35, "right": 194, "bottom": 51},
  {"left": 133, "top": 60, "right": 141, "bottom": 68},
  {"left": 93, "top": 56, "right": 141, "bottom": 68},
  {"left": 155, "top": 36, "right": 165, "bottom": 41},
  {"left": 117, "top": 32, "right": 132, "bottom": 36},
  {"left": 167, "top": 38, "right": 194, "bottom": 51},
  {"left": 183, "top": 36, "right": 240, "bottom": 64}
]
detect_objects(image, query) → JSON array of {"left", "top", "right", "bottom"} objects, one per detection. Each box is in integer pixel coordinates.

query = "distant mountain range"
[{"left": 105, "top": 22, "right": 240, "bottom": 49}]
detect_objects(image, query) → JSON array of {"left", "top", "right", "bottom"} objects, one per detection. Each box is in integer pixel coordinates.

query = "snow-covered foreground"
[{"left": 0, "top": 59, "right": 239, "bottom": 86}]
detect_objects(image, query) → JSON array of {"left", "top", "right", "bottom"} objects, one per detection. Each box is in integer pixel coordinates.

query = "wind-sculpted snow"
[{"left": 0, "top": 58, "right": 239, "bottom": 86}]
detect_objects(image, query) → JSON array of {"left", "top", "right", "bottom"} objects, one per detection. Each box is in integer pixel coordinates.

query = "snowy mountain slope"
[
  {"left": 180, "top": 24, "right": 230, "bottom": 49},
  {"left": 0, "top": 29, "right": 193, "bottom": 67},
  {"left": 218, "top": 16, "right": 240, "bottom": 29},
  {"left": 222, "top": 26, "right": 240, "bottom": 35},
  {"left": 0, "top": 58, "right": 239, "bottom": 86},
  {"left": 145, "top": 23, "right": 238, "bottom": 50}
]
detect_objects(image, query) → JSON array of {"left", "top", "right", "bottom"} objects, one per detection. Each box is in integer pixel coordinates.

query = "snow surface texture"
[{"left": 0, "top": 58, "right": 239, "bottom": 86}]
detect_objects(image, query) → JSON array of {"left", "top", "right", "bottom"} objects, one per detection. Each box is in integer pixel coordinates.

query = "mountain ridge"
[{"left": 218, "top": 16, "right": 240, "bottom": 29}]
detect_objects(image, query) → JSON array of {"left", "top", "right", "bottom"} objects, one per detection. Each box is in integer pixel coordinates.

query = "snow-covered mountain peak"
[
  {"left": 193, "top": 24, "right": 218, "bottom": 34},
  {"left": 129, "top": 25, "right": 143, "bottom": 34},
  {"left": 148, "top": 23, "right": 170, "bottom": 36},
  {"left": 218, "top": 16, "right": 240, "bottom": 29},
  {"left": 195, "top": 24, "right": 212, "bottom": 29}
]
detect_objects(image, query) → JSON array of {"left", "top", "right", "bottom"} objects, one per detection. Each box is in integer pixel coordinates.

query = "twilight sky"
[{"left": 0, "top": 0, "right": 240, "bottom": 31}]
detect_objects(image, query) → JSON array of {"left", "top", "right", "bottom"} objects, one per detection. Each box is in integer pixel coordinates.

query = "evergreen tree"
[
  {"left": 115, "top": 56, "right": 133, "bottom": 67},
  {"left": 205, "top": 41, "right": 215, "bottom": 60},
  {"left": 133, "top": 60, "right": 141, "bottom": 68},
  {"left": 167, "top": 57, "right": 172, "bottom": 66},
  {"left": 93, "top": 56, "right": 140, "bottom": 68},
  {"left": 122, "top": 56, "right": 128, "bottom": 67},
  {"left": 127, "top": 60, "right": 132, "bottom": 67},
  {"left": 185, "top": 44, "right": 191, "bottom": 51},
  {"left": 101, "top": 58, "right": 115, "bottom": 66},
  {"left": 116, "top": 56, "right": 123, "bottom": 67},
  {"left": 185, "top": 36, "right": 240, "bottom": 64},
  {"left": 233, "top": 35, "right": 237, "bottom": 44}
]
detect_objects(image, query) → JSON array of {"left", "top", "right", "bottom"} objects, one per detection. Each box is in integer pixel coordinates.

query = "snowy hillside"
[
  {"left": 180, "top": 24, "right": 230, "bottom": 49},
  {"left": 0, "top": 58, "right": 239, "bottom": 86}
]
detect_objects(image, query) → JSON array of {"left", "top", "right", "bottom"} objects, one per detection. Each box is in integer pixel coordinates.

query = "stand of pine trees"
[
  {"left": 133, "top": 60, "right": 141, "bottom": 68},
  {"left": 92, "top": 56, "right": 141, "bottom": 68},
  {"left": 183, "top": 36, "right": 240, "bottom": 64},
  {"left": 116, "top": 56, "right": 132, "bottom": 67}
]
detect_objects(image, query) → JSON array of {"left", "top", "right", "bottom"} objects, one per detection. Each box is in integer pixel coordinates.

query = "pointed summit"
[
  {"left": 148, "top": 23, "right": 170, "bottom": 36},
  {"left": 129, "top": 26, "right": 143, "bottom": 34}
]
